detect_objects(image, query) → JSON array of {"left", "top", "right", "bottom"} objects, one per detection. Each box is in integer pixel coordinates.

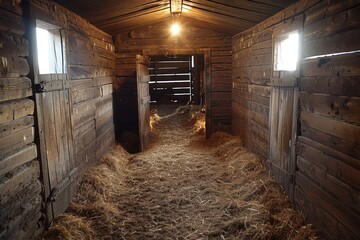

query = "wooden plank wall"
[
  {"left": 115, "top": 22, "right": 232, "bottom": 134},
  {"left": 296, "top": 2, "right": 360, "bottom": 239},
  {"left": 0, "top": 0, "right": 116, "bottom": 239},
  {"left": 0, "top": 1, "right": 42, "bottom": 239},
  {"left": 232, "top": 0, "right": 360, "bottom": 239},
  {"left": 64, "top": 3, "right": 116, "bottom": 167}
]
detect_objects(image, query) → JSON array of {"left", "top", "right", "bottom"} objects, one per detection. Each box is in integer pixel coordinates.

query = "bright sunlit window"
[
  {"left": 36, "top": 20, "right": 66, "bottom": 74},
  {"left": 274, "top": 31, "right": 299, "bottom": 71}
]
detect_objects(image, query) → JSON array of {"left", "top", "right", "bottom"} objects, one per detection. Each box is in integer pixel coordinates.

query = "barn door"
[
  {"left": 268, "top": 15, "right": 302, "bottom": 201},
  {"left": 29, "top": 2, "right": 75, "bottom": 224},
  {"left": 268, "top": 87, "right": 298, "bottom": 199},
  {"left": 136, "top": 54, "right": 151, "bottom": 151}
]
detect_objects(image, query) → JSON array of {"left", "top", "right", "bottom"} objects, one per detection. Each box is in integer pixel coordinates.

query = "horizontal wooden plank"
[
  {"left": 0, "top": 115, "right": 33, "bottom": 138},
  {"left": 303, "top": 28, "right": 360, "bottom": 58},
  {"left": 150, "top": 61, "right": 190, "bottom": 69},
  {"left": 0, "top": 32, "right": 28, "bottom": 57},
  {"left": 251, "top": 101, "right": 269, "bottom": 118},
  {"left": 150, "top": 88, "right": 190, "bottom": 95},
  {"left": 0, "top": 144, "right": 37, "bottom": 177},
  {"left": 0, "top": 56, "right": 29, "bottom": 78},
  {"left": 150, "top": 75, "right": 190, "bottom": 81},
  {"left": 0, "top": 160, "right": 40, "bottom": 205},
  {"left": 296, "top": 171, "right": 360, "bottom": 238},
  {"left": 0, "top": 127, "right": 34, "bottom": 155},
  {"left": 294, "top": 185, "right": 358, "bottom": 240},
  {"left": 149, "top": 82, "right": 190, "bottom": 89},
  {"left": 70, "top": 65, "right": 114, "bottom": 79},
  {"left": 96, "top": 127, "right": 114, "bottom": 161},
  {"left": 0, "top": 0, "right": 22, "bottom": 15},
  {"left": 95, "top": 115, "right": 113, "bottom": 137},
  {"left": 0, "top": 99, "right": 34, "bottom": 125},
  {"left": 0, "top": 188, "right": 41, "bottom": 238},
  {"left": 94, "top": 76, "right": 114, "bottom": 86},
  {"left": 73, "top": 100, "right": 96, "bottom": 128},
  {"left": 71, "top": 78, "right": 94, "bottom": 91},
  {"left": 304, "top": 4, "right": 360, "bottom": 41},
  {"left": 297, "top": 155, "right": 360, "bottom": 214},
  {"left": 149, "top": 68, "right": 190, "bottom": 75},
  {"left": 301, "top": 111, "right": 360, "bottom": 143},
  {"left": 298, "top": 135, "right": 360, "bottom": 176},
  {"left": 72, "top": 86, "right": 99, "bottom": 104},
  {"left": 301, "top": 53, "right": 360, "bottom": 77},
  {"left": 0, "top": 77, "right": 32, "bottom": 102},
  {"left": 75, "top": 128, "right": 95, "bottom": 155},
  {"left": 69, "top": 50, "right": 96, "bottom": 66},
  {"left": 301, "top": 124, "right": 360, "bottom": 160},
  {"left": 0, "top": 8, "right": 24, "bottom": 35},
  {"left": 99, "top": 84, "right": 113, "bottom": 96},
  {"left": 300, "top": 92, "right": 360, "bottom": 124},
  {"left": 74, "top": 118, "right": 95, "bottom": 141},
  {"left": 299, "top": 76, "right": 360, "bottom": 97}
]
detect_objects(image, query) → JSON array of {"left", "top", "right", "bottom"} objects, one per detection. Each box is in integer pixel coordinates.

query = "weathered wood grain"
[
  {"left": 0, "top": 127, "right": 34, "bottom": 155},
  {"left": 0, "top": 77, "right": 32, "bottom": 101},
  {"left": 0, "top": 32, "right": 28, "bottom": 57},
  {"left": 0, "top": 56, "right": 29, "bottom": 77},
  {"left": 0, "top": 98, "right": 34, "bottom": 124}
]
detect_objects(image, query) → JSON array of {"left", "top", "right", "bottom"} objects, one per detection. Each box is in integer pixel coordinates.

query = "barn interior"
[{"left": 0, "top": 0, "right": 359, "bottom": 239}]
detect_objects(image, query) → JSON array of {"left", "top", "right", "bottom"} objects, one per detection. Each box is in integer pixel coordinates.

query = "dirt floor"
[{"left": 42, "top": 105, "right": 319, "bottom": 240}]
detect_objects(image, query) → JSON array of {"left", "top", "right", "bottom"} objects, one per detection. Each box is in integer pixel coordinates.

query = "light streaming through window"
[
  {"left": 36, "top": 23, "right": 66, "bottom": 74},
  {"left": 274, "top": 31, "right": 299, "bottom": 71}
]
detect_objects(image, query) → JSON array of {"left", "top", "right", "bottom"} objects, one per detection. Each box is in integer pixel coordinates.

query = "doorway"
[{"left": 149, "top": 54, "right": 204, "bottom": 106}]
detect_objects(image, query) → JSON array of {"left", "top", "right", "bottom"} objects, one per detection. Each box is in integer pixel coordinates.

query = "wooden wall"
[
  {"left": 232, "top": 0, "right": 360, "bottom": 239},
  {"left": 64, "top": 2, "right": 116, "bottom": 168},
  {"left": 0, "top": 0, "right": 115, "bottom": 239},
  {"left": 115, "top": 21, "right": 233, "bottom": 134},
  {"left": 0, "top": 1, "right": 41, "bottom": 239}
]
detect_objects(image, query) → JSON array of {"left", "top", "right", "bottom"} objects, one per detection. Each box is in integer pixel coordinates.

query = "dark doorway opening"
[{"left": 149, "top": 55, "right": 204, "bottom": 106}]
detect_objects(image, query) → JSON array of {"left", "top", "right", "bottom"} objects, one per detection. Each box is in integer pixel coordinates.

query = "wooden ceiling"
[{"left": 54, "top": 0, "right": 296, "bottom": 35}]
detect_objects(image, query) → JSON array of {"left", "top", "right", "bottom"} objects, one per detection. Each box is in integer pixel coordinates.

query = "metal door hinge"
[{"left": 34, "top": 82, "right": 45, "bottom": 93}]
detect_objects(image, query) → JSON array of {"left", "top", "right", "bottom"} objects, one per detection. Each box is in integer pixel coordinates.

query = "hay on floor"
[{"left": 42, "top": 105, "right": 320, "bottom": 240}]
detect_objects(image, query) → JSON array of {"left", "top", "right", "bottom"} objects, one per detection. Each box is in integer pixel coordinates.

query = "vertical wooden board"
[
  {"left": 136, "top": 54, "right": 150, "bottom": 151},
  {"left": 204, "top": 49, "right": 212, "bottom": 137},
  {"left": 280, "top": 88, "right": 294, "bottom": 171},
  {"left": 42, "top": 92, "right": 59, "bottom": 189},
  {"left": 34, "top": 93, "right": 52, "bottom": 223},
  {"left": 269, "top": 87, "right": 281, "bottom": 164},
  {"left": 269, "top": 87, "right": 298, "bottom": 200},
  {"left": 52, "top": 91, "right": 67, "bottom": 181},
  {"left": 64, "top": 89, "right": 75, "bottom": 170}
]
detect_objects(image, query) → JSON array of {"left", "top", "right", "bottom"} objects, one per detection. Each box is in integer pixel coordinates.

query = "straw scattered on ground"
[{"left": 42, "top": 105, "right": 320, "bottom": 240}]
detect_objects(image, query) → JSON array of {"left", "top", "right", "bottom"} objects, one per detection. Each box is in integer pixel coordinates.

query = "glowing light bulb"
[{"left": 171, "top": 23, "right": 180, "bottom": 35}]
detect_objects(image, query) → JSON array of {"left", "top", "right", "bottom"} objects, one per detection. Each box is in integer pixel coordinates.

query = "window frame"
[
  {"left": 273, "top": 30, "right": 300, "bottom": 72},
  {"left": 35, "top": 19, "right": 67, "bottom": 75},
  {"left": 271, "top": 15, "right": 303, "bottom": 87}
]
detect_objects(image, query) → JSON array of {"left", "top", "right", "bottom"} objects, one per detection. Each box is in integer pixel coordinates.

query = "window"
[
  {"left": 35, "top": 20, "right": 66, "bottom": 74},
  {"left": 274, "top": 31, "right": 299, "bottom": 71}
]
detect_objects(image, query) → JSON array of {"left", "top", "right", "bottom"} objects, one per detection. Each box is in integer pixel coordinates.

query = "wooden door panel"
[
  {"left": 136, "top": 54, "right": 150, "bottom": 151},
  {"left": 36, "top": 86, "right": 75, "bottom": 222},
  {"left": 269, "top": 87, "right": 298, "bottom": 200}
]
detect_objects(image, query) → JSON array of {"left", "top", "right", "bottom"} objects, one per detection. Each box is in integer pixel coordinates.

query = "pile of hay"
[{"left": 42, "top": 105, "right": 319, "bottom": 240}]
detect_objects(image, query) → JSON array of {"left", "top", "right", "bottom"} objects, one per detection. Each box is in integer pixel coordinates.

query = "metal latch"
[
  {"left": 34, "top": 81, "right": 45, "bottom": 93},
  {"left": 48, "top": 188, "right": 58, "bottom": 202}
]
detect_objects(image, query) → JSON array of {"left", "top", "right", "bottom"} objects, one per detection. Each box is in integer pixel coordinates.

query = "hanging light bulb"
[{"left": 171, "top": 22, "right": 181, "bottom": 35}]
